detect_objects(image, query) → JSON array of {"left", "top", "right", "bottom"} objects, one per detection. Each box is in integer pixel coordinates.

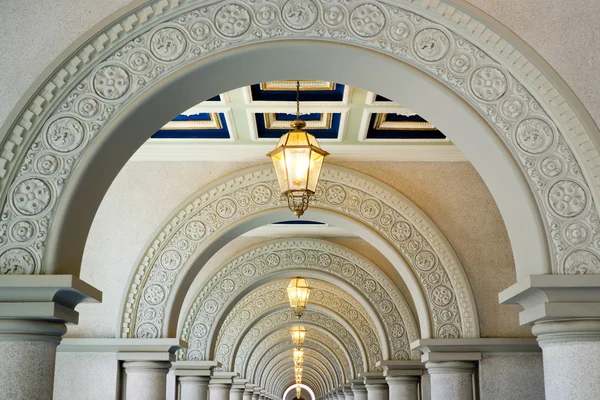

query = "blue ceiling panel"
[
  {"left": 153, "top": 112, "right": 230, "bottom": 139},
  {"left": 250, "top": 83, "right": 345, "bottom": 102},
  {"left": 255, "top": 112, "right": 341, "bottom": 139},
  {"left": 366, "top": 113, "right": 446, "bottom": 140}
]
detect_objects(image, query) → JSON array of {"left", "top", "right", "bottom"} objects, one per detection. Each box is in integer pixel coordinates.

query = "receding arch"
[
  {"left": 209, "top": 279, "right": 384, "bottom": 370},
  {"left": 122, "top": 165, "right": 478, "bottom": 345},
  {"left": 3, "top": 0, "right": 600, "bottom": 288},
  {"left": 284, "top": 384, "right": 315, "bottom": 400}
]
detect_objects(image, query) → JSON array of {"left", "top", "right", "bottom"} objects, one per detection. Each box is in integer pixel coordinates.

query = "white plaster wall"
[
  {"left": 1, "top": 1, "right": 599, "bottom": 128},
  {"left": 72, "top": 160, "right": 528, "bottom": 339},
  {"left": 478, "top": 353, "right": 544, "bottom": 400},
  {"left": 53, "top": 352, "right": 119, "bottom": 400}
]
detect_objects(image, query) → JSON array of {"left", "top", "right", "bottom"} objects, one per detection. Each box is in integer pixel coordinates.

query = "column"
[
  {"left": 172, "top": 360, "right": 219, "bottom": 400},
  {"left": 425, "top": 361, "right": 475, "bottom": 400},
  {"left": 360, "top": 373, "right": 388, "bottom": 400},
  {"left": 342, "top": 384, "right": 354, "bottom": 400},
  {"left": 230, "top": 378, "right": 248, "bottom": 400},
  {"left": 252, "top": 386, "right": 261, "bottom": 400},
  {"left": 377, "top": 360, "right": 424, "bottom": 400},
  {"left": 500, "top": 274, "right": 600, "bottom": 400},
  {"left": 123, "top": 360, "right": 173, "bottom": 400},
  {"left": 336, "top": 387, "right": 345, "bottom": 400},
  {"left": 259, "top": 389, "right": 266, "bottom": 400},
  {"left": 242, "top": 383, "right": 255, "bottom": 400},
  {"left": 0, "top": 276, "right": 101, "bottom": 400},
  {"left": 350, "top": 379, "right": 367, "bottom": 400},
  {"left": 209, "top": 372, "right": 237, "bottom": 400}
]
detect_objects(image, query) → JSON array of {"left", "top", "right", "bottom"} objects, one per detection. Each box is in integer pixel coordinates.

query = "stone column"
[
  {"left": 342, "top": 384, "right": 354, "bottom": 400},
  {"left": 0, "top": 276, "right": 101, "bottom": 400},
  {"left": 259, "top": 389, "right": 266, "bottom": 400},
  {"left": 359, "top": 373, "right": 388, "bottom": 400},
  {"left": 252, "top": 386, "right": 261, "bottom": 400},
  {"left": 336, "top": 387, "right": 345, "bottom": 400},
  {"left": 377, "top": 360, "right": 424, "bottom": 400},
  {"left": 172, "top": 361, "right": 219, "bottom": 400},
  {"left": 425, "top": 361, "right": 475, "bottom": 400},
  {"left": 123, "top": 360, "right": 173, "bottom": 400},
  {"left": 242, "top": 383, "right": 254, "bottom": 400},
  {"left": 230, "top": 378, "right": 248, "bottom": 400},
  {"left": 209, "top": 372, "right": 237, "bottom": 400},
  {"left": 350, "top": 379, "right": 367, "bottom": 400},
  {"left": 500, "top": 275, "right": 600, "bottom": 400}
]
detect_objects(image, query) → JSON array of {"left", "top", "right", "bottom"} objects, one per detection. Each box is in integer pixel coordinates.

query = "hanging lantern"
[
  {"left": 267, "top": 80, "right": 329, "bottom": 217},
  {"left": 296, "top": 385, "right": 302, "bottom": 400},
  {"left": 287, "top": 277, "right": 311, "bottom": 318},
  {"left": 293, "top": 347, "right": 304, "bottom": 366},
  {"left": 291, "top": 326, "right": 307, "bottom": 345}
]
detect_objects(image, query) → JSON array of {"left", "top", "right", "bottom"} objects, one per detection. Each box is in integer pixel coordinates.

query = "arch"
[
  {"left": 2, "top": 0, "right": 600, "bottom": 287},
  {"left": 210, "top": 279, "right": 379, "bottom": 370},
  {"left": 125, "top": 165, "right": 476, "bottom": 344},
  {"left": 241, "top": 327, "right": 353, "bottom": 381},
  {"left": 284, "top": 384, "right": 315, "bottom": 400}
]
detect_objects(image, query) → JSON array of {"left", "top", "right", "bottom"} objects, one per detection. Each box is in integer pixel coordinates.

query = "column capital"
[
  {"left": 358, "top": 372, "right": 386, "bottom": 386},
  {"left": 532, "top": 319, "right": 600, "bottom": 345},
  {"left": 116, "top": 338, "right": 187, "bottom": 362},
  {"left": 209, "top": 371, "right": 238, "bottom": 385},
  {"left": 122, "top": 360, "right": 172, "bottom": 373},
  {"left": 499, "top": 274, "right": 600, "bottom": 325},
  {"left": 171, "top": 360, "right": 220, "bottom": 377},
  {"left": 411, "top": 338, "right": 539, "bottom": 362},
  {"left": 350, "top": 379, "right": 365, "bottom": 391},
  {"left": 424, "top": 361, "right": 476, "bottom": 374},
  {"left": 232, "top": 378, "right": 249, "bottom": 390},
  {"left": 342, "top": 384, "right": 353, "bottom": 394},
  {"left": 376, "top": 360, "right": 425, "bottom": 377}
]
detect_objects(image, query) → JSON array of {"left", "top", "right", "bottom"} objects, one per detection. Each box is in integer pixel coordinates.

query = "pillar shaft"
[
  {"left": 350, "top": 380, "right": 367, "bottom": 400},
  {"left": 533, "top": 320, "right": 600, "bottom": 400},
  {"left": 230, "top": 387, "right": 244, "bottom": 400},
  {"left": 209, "top": 383, "right": 231, "bottom": 400},
  {"left": 124, "top": 361, "right": 172, "bottom": 400},
  {"left": 0, "top": 320, "right": 66, "bottom": 400},
  {"left": 180, "top": 376, "right": 210, "bottom": 400},
  {"left": 386, "top": 376, "right": 419, "bottom": 400},
  {"left": 426, "top": 361, "right": 474, "bottom": 400},
  {"left": 243, "top": 389, "right": 254, "bottom": 400}
]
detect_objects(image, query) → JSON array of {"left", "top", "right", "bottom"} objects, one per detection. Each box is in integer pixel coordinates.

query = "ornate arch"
[
  {"left": 0, "top": 0, "right": 598, "bottom": 284},
  {"left": 212, "top": 279, "right": 380, "bottom": 370},
  {"left": 126, "top": 166, "right": 476, "bottom": 343},
  {"left": 241, "top": 327, "right": 352, "bottom": 381}
]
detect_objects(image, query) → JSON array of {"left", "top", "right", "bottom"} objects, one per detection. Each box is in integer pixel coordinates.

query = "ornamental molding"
[
  {"left": 242, "top": 327, "right": 352, "bottom": 383},
  {"left": 237, "top": 308, "right": 368, "bottom": 373},
  {"left": 211, "top": 279, "right": 383, "bottom": 372},
  {"left": 255, "top": 341, "right": 343, "bottom": 390},
  {"left": 0, "top": 0, "right": 598, "bottom": 283},
  {"left": 123, "top": 166, "right": 475, "bottom": 344}
]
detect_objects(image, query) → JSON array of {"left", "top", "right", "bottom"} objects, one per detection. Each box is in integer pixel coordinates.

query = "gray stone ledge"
[
  {"left": 411, "top": 338, "right": 540, "bottom": 363},
  {"left": 58, "top": 337, "right": 186, "bottom": 353},
  {"left": 0, "top": 275, "right": 102, "bottom": 305}
]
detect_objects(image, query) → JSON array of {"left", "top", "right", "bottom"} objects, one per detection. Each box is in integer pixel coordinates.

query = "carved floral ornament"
[
  {"left": 209, "top": 280, "right": 381, "bottom": 373},
  {"left": 125, "top": 166, "right": 477, "bottom": 344},
  {"left": 0, "top": 0, "right": 597, "bottom": 280}
]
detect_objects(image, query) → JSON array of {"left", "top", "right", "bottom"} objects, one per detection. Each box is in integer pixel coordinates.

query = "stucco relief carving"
[
  {"left": 125, "top": 170, "right": 469, "bottom": 343},
  {"left": 239, "top": 327, "right": 352, "bottom": 383},
  {"left": 210, "top": 280, "right": 382, "bottom": 372},
  {"left": 0, "top": 0, "right": 596, "bottom": 280},
  {"left": 239, "top": 309, "right": 366, "bottom": 374},
  {"left": 254, "top": 341, "right": 343, "bottom": 389}
]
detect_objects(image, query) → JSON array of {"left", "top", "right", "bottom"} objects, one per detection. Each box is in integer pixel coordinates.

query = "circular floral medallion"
[
  {"left": 93, "top": 65, "right": 130, "bottom": 100},
  {"left": 35, "top": 154, "right": 60, "bottom": 175},
  {"left": 77, "top": 97, "right": 100, "bottom": 118},
  {"left": 540, "top": 156, "right": 564, "bottom": 178},
  {"left": 390, "top": 221, "right": 412, "bottom": 242},
  {"left": 220, "top": 279, "right": 236, "bottom": 293},
  {"left": 515, "top": 118, "right": 554, "bottom": 155},
  {"left": 144, "top": 284, "right": 166, "bottom": 305},
  {"left": 160, "top": 250, "right": 182, "bottom": 270},
  {"left": 128, "top": 51, "right": 151, "bottom": 72},
  {"left": 431, "top": 285, "right": 453, "bottom": 307},
  {"left": 438, "top": 323, "right": 460, "bottom": 339},
  {"left": 0, "top": 248, "right": 36, "bottom": 274},
  {"left": 216, "top": 198, "right": 237, "bottom": 218},
  {"left": 326, "top": 185, "right": 347, "bottom": 205},
  {"left": 46, "top": 117, "right": 85, "bottom": 153},
  {"left": 414, "top": 250, "right": 436, "bottom": 271},
  {"left": 150, "top": 28, "right": 188, "bottom": 61},
  {"left": 136, "top": 323, "right": 159, "bottom": 338},
  {"left": 323, "top": 5, "right": 345, "bottom": 27},
  {"left": 470, "top": 66, "right": 508, "bottom": 101},
  {"left": 350, "top": 4, "right": 385, "bottom": 38},
  {"left": 282, "top": 0, "right": 318, "bottom": 30},
  {"left": 12, "top": 179, "right": 51, "bottom": 216},
  {"left": 204, "top": 299, "right": 219, "bottom": 314},
  {"left": 449, "top": 54, "right": 472, "bottom": 74},
  {"left": 413, "top": 28, "right": 450, "bottom": 62},
  {"left": 214, "top": 4, "right": 251, "bottom": 37},
  {"left": 292, "top": 250, "right": 306, "bottom": 264},
  {"left": 500, "top": 98, "right": 525, "bottom": 120},
  {"left": 193, "top": 323, "right": 208, "bottom": 338},
  {"left": 10, "top": 221, "right": 36, "bottom": 243},
  {"left": 563, "top": 222, "right": 589, "bottom": 245},
  {"left": 189, "top": 20, "right": 213, "bottom": 42},
  {"left": 251, "top": 184, "right": 272, "bottom": 205},
  {"left": 360, "top": 199, "right": 381, "bottom": 219},
  {"left": 548, "top": 180, "right": 587, "bottom": 218},
  {"left": 389, "top": 21, "right": 411, "bottom": 41},
  {"left": 563, "top": 250, "right": 600, "bottom": 274},
  {"left": 185, "top": 220, "right": 206, "bottom": 240},
  {"left": 255, "top": 5, "right": 278, "bottom": 27}
]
